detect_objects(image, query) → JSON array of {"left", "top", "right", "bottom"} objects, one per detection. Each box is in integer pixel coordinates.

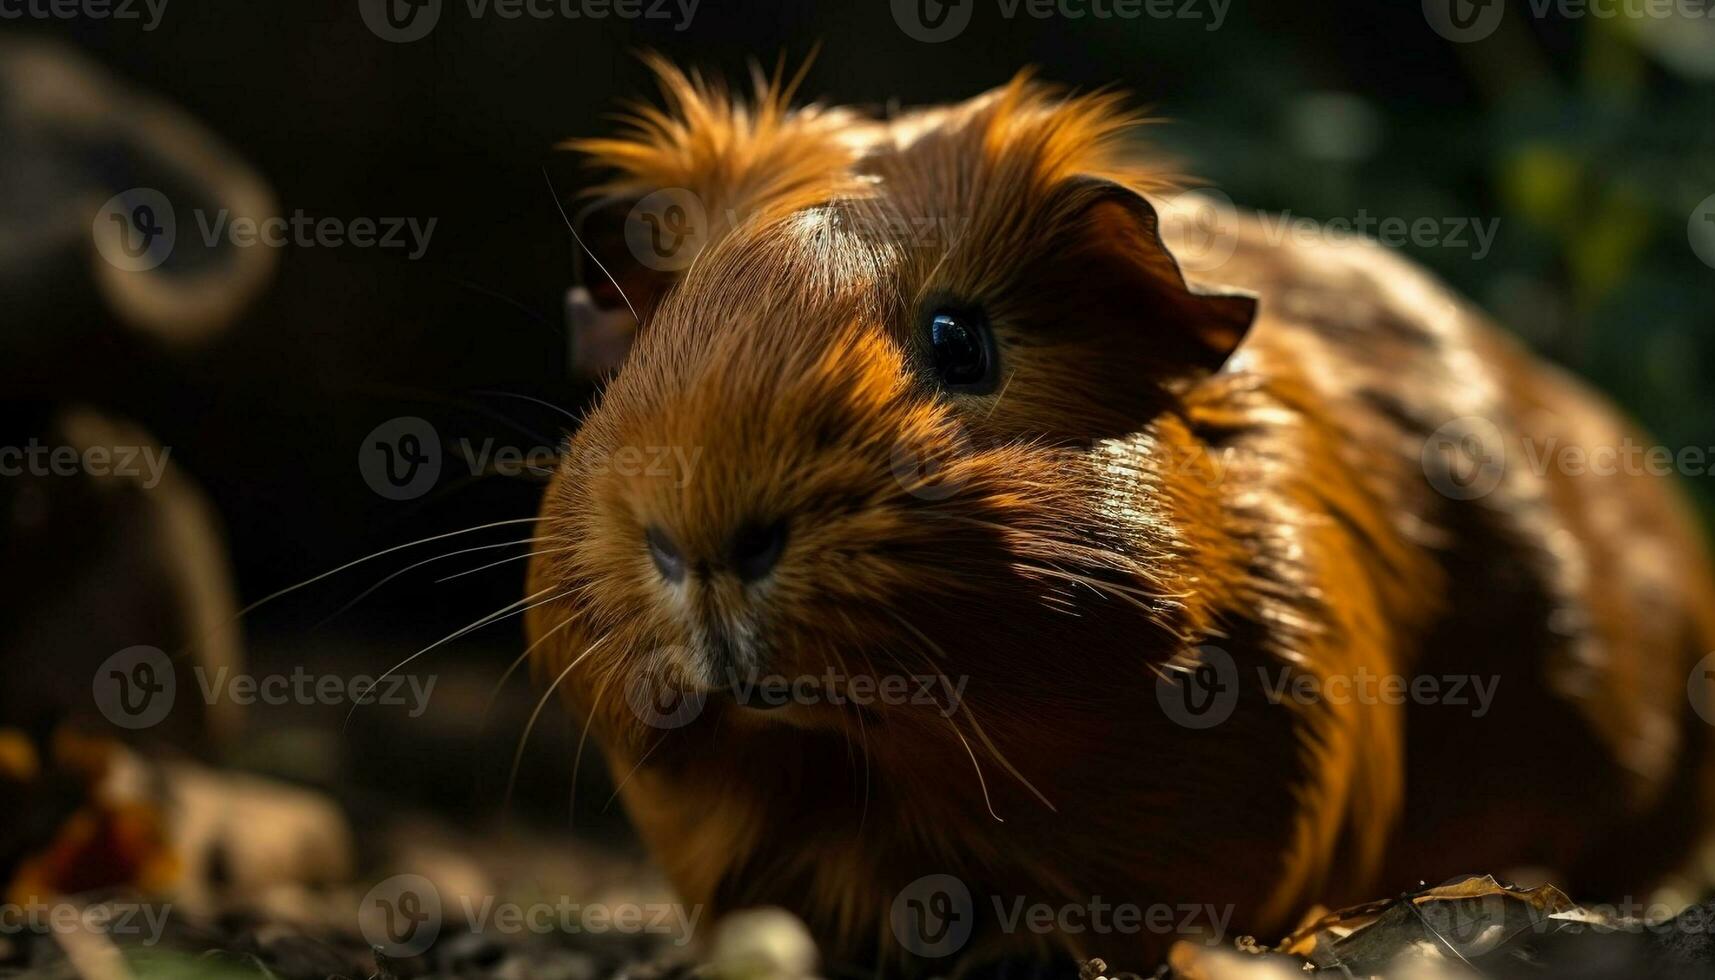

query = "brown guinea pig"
[{"left": 526, "top": 59, "right": 1715, "bottom": 972}]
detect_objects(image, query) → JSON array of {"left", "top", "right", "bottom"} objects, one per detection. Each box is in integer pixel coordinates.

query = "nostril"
[
  {"left": 645, "top": 526, "right": 686, "bottom": 583},
  {"left": 728, "top": 519, "right": 788, "bottom": 583}
]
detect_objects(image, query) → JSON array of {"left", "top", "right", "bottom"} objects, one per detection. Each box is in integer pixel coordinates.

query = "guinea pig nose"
[
  {"left": 645, "top": 526, "right": 686, "bottom": 583},
  {"left": 728, "top": 520, "right": 788, "bottom": 583}
]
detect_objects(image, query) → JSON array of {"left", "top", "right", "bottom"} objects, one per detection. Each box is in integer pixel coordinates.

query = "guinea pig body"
[{"left": 526, "top": 63, "right": 1715, "bottom": 971}]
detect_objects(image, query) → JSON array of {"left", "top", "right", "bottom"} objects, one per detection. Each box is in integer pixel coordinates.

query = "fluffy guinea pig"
[{"left": 526, "top": 60, "right": 1715, "bottom": 972}]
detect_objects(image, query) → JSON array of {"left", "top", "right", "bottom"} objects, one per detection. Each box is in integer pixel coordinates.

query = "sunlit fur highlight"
[{"left": 528, "top": 60, "right": 1715, "bottom": 973}]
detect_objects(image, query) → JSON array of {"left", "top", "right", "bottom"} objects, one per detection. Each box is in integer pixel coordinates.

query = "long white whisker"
[
  {"left": 506, "top": 632, "right": 614, "bottom": 807},
  {"left": 189, "top": 517, "right": 541, "bottom": 658},
  {"left": 569, "top": 667, "right": 617, "bottom": 831},
  {"left": 544, "top": 167, "right": 639, "bottom": 326},
  {"left": 316, "top": 537, "right": 551, "bottom": 628},
  {"left": 344, "top": 584, "right": 562, "bottom": 729},
  {"left": 480, "top": 612, "right": 579, "bottom": 734},
  {"left": 436, "top": 545, "right": 576, "bottom": 584},
  {"left": 954, "top": 728, "right": 1003, "bottom": 823},
  {"left": 885, "top": 608, "right": 1057, "bottom": 813}
]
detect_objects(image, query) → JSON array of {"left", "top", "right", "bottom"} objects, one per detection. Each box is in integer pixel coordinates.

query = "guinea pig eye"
[{"left": 927, "top": 309, "right": 998, "bottom": 393}]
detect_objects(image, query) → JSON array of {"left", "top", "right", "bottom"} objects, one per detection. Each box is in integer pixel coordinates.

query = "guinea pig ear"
[
  {"left": 563, "top": 195, "right": 685, "bottom": 378},
  {"left": 1046, "top": 177, "right": 1256, "bottom": 379}
]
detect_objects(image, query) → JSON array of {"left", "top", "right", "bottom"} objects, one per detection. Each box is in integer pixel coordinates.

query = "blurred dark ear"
[
  {"left": 571, "top": 194, "right": 698, "bottom": 319},
  {"left": 564, "top": 194, "right": 689, "bottom": 377},
  {"left": 1045, "top": 178, "right": 1255, "bottom": 379}
]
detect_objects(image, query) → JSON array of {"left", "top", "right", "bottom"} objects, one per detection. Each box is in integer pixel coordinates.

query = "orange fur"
[{"left": 527, "top": 62, "right": 1715, "bottom": 972}]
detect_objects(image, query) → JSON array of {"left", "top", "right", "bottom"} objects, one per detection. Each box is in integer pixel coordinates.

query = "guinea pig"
[{"left": 525, "top": 59, "right": 1715, "bottom": 972}]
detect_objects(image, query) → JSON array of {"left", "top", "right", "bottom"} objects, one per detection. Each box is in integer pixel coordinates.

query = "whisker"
[
  {"left": 954, "top": 727, "right": 1003, "bottom": 823},
  {"left": 474, "top": 388, "right": 589, "bottom": 432},
  {"left": 603, "top": 729, "right": 668, "bottom": 812},
  {"left": 315, "top": 537, "right": 551, "bottom": 629},
  {"left": 344, "top": 584, "right": 564, "bottom": 729},
  {"left": 479, "top": 611, "right": 579, "bottom": 736},
  {"left": 568, "top": 667, "right": 618, "bottom": 830},
  {"left": 185, "top": 516, "right": 542, "bottom": 659},
  {"left": 544, "top": 166, "right": 639, "bottom": 327},
  {"left": 505, "top": 631, "right": 614, "bottom": 809},
  {"left": 884, "top": 608, "right": 1057, "bottom": 813},
  {"left": 435, "top": 545, "right": 577, "bottom": 584}
]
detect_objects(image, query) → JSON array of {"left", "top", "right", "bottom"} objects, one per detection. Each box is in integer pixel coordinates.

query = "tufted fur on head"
[{"left": 527, "top": 58, "right": 1325, "bottom": 971}]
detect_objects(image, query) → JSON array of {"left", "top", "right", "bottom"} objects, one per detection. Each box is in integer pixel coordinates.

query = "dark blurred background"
[{"left": 4, "top": 0, "right": 1714, "bottom": 828}]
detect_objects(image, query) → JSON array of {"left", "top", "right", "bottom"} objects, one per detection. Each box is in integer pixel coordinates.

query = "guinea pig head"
[{"left": 528, "top": 68, "right": 1257, "bottom": 764}]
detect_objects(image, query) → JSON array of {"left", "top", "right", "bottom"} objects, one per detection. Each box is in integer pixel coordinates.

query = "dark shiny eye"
[{"left": 927, "top": 310, "right": 997, "bottom": 392}]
